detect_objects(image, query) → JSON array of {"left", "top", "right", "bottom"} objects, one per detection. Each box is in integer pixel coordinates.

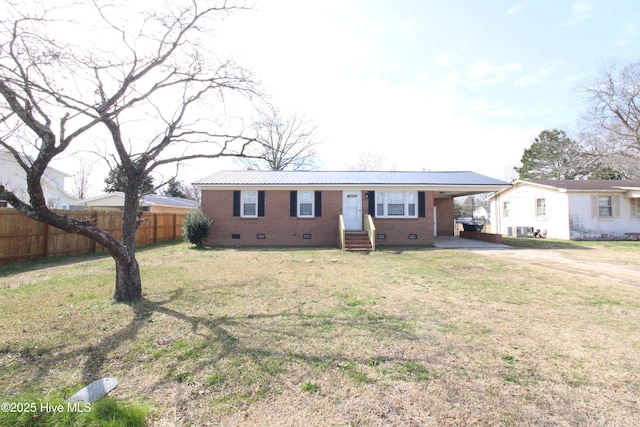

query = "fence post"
[
  {"left": 173, "top": 213, "right": 177, "bottom": 239},
  {"left": 92, "top": 211, "right": 98, "bottom": 253},
  {"left": 153, "top": 213, "right": 158, "bottom": 243},
  {"left": 43, "top": 223, "right": 50, "bottom": 258}
]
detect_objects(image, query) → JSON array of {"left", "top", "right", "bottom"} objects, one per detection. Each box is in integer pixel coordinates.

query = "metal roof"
[
  {"left": 79, "top": 192, "right": 200, "bottom": 208},
  {"left": 193, "top": 170, "right": 509, "bottom": 187}
]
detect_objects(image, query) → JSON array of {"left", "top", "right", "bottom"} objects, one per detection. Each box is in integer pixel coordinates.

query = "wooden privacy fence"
[{"left": 0, "top": 209, "right": 187, "bottom": 265}]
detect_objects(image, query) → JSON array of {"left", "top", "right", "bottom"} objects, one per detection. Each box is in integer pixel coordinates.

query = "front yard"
[{"left": 1, "top": 240, "right": 639, "bottom": 426}]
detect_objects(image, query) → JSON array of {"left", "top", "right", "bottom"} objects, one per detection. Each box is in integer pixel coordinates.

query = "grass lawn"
[{"left": 1, "top": 240, "right": 639, "bottom": 426}]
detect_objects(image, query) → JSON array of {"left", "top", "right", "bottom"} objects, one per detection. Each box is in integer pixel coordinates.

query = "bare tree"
[
  {"left": 577, "top": 128, "right": 640, "bottom": 179},
  {"left": 240, "top": 104, "right": 319, "bottom": 170},
  {"left": 72, "top": 159, "right": 93, "bottom": 199},
  {"left": 183, "top": 183, "right": 201, "bottom": 202},
  {"left": 347, "top": 151, "right": 395, "bottom": 171},
  {"left": 583, "top": 60, "right": 640, "bottom": 154},
  {"left": 0, "top": 0, "right": 259, "bottom": 301}
]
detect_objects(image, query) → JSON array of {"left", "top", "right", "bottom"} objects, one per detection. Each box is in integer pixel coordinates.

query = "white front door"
[{"left": 343, "top": 191, "right": 362, "bottom": 231}]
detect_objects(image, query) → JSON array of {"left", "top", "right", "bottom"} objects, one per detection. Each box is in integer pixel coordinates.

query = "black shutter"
[
  {"left": 368, "top": 191, "right": 376, "bottom": 216},
  {"left": 233, "top": 191, "right": 240, "bottom": 217},
  {"left": 314, "top": 191, "right": 322, "bottom": 217},
  {"left": 290, "top": 191, "right": 297, "bottom": 217},
  {"left": 258, "top": 191, "right": 265, "bottom": 217},
  {"left": 418, "top": 191, "right": 426, "bottom": 218}
]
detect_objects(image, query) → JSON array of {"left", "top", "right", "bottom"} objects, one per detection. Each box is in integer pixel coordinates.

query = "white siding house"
[
  {"left": 77, "top": 192, "right": 200, "bottom": 213},
  {"left": 489, "top": 180, "right": 640, "bottom": 240},
  {"left": 0, "top": 149, "right": 79, "bottom": 209}
]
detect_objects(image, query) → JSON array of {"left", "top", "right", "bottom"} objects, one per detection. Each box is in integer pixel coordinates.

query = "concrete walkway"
[{"left": 433, "top": 236, "right": 511, "bottom": 249}]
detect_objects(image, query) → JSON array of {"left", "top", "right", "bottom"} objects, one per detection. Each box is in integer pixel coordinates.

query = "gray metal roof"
[
  {"left": 193, "top": 170, "right": 509, "bottom": 186},
  {"left": 141, "top": 194, "right": 201, "bottom": 209}
]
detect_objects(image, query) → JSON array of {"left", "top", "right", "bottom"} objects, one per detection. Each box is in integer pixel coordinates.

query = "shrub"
[{"left": 182, "top": 209, "right": 212, "bottom": 248}]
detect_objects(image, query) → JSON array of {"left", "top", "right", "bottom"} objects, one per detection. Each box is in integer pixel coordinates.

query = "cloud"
[
  {"left": 469, "top": 98, "right": 519, "bottom": 118},
  {"left": 352, "top": 10, "right": 385, "bottom": 30},
  {"left": 465, "top": 59, "right": 522, "bottom": 86},
  {"left": 514, "top": 74, "right": 541, "bottom": 86},
  {"left": 507, "top": 1, "right": 527, "bottom": 16},
  {"left": 562, "top": 2, "right": 594, "bottom": 27},
  {"left": 514, "top": 68, "right": 549, "bottom": 87},
  {"left": 614, "top": 21, "right": 638, "bottom": 46},
  {"left": 402, "top": 18, "right": 417, "bottom": 39},
  {"left": 433, "top": 52, "right": 454, "bottom": 67}
]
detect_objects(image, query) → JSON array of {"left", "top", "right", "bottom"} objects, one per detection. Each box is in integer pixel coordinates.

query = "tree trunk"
[
  {"left": 113, "top": 171, "right": 145, "bottom": 302},
  {"left": 113, "top": 251, "right": 142, "bottom": 302}
]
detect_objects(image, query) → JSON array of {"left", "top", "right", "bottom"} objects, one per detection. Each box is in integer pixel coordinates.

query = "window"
[
  {"left": 598, "top": 196, "right": 612, "bottom": 217},
  {"left": 535, "top": 198, "right": 546, "bottom": 217},
  {"left": 376, "top": 192, "right": 385, "bottom": 216},
  {"left": 633, "top": 199, "right": 640, "bottom": 220},
  {"left": 242, "top": 191, "right": 257, "bottom": 217},
  {"left": 591, "top": 195, "right": 620, "bottom": 219},
  {"left": 375, "top": 191, "right": 417, "bottom": 218},
  {"left": 387, "top": 192, "right": 405, "bottom": 216},
  {"left": 298, "top": 191, "right": 314, "bottom": 217},
  {"left": 503, "top": 201, "right": 511, "bottom": 218}
]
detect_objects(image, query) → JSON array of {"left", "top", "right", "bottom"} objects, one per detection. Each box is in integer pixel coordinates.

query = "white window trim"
[
  {"left": 241, "top": 190, "right": 258, "bottom": 218},
  {"left": 503, "top": 201, "right": 511, "bottom": 218},
  {"left": 535, "top": 198, "right": 546, "bottom": 218},
  {"left": 633, "top": 199, "right": 640, "bottom": 220},
  {"left": 297, "top": 191, "right": 315, "bottom": 218},
  {"left": 375, "top": 191, "right": 418, "bottom": 218}
]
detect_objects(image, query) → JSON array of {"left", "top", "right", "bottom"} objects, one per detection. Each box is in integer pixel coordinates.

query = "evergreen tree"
[
  {"left": 162, "top": 178, "right": 187, "bottom": 198},
  {"left": 514, "top": 129, "right": 588, "bottom": 180},
  {"left": 104, "top": 166, "right": 155, "bottom": 195}
]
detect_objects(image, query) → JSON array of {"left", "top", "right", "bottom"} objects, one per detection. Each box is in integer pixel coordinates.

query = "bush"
[{"left": 182, "top": 209, "right": 212, "bottom": 248}]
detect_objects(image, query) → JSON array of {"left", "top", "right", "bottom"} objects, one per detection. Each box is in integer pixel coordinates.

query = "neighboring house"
[
  {"left": 489, "top": 179, "right": 640, "bottom": 240},
  {"left": 193, "top": 170, "right": 509, "bottom": 248},
  {"left": 77, "top": 192, "right": 200, "bottom": 213},
  {"left": 0, "top": 149, "right": 79, "bottom": 209}
]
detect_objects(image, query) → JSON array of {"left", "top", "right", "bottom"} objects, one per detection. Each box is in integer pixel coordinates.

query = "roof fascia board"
[
  {"left": 80, "top": 192, "right": 125, "bottom": 203},
  {"left": 518, "top": 180, "right": 567, "bottom": 192},
  {"left": 564, "top": 188, "right": 630, "bottom": 194},
  {"left": 196, "top": 184, "right": 507, "bottom": 192}
]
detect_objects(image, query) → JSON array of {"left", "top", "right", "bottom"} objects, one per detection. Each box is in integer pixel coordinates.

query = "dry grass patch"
[{"left": 1, "top": 240, "right": 639, "bottom": 426}]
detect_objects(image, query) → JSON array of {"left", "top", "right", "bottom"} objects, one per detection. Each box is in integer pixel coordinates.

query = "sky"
[
  {"left": 41, "top": 0, "right": 640, "bottom": 195},
  {"left": 205, "top": 0, "right": 640, "bottom": 181}
]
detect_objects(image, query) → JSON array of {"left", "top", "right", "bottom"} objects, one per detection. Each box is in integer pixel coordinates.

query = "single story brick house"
[{"left": 194, "top": 170, "right": 509, "bottom": 249}]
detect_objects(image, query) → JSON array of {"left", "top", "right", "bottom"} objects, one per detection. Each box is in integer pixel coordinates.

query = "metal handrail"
[
  {"left": 338, "top": 214, "right": 346, "bottom": 252},
  {"left": 364, "top": 214, "right": 376, "bottom": 252}
]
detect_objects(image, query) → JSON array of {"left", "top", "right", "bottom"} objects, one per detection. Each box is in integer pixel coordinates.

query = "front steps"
[{"left": 344, "top": 231, "right": 372, "bottom": 252}]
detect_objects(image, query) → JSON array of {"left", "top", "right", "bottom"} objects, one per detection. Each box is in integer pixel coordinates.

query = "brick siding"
[
  {"left": 201, "top": 189, "right": 446, "bottom": 247},
  {"left": 459, "top": 231, "right": 503, "bottom": 244}
]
